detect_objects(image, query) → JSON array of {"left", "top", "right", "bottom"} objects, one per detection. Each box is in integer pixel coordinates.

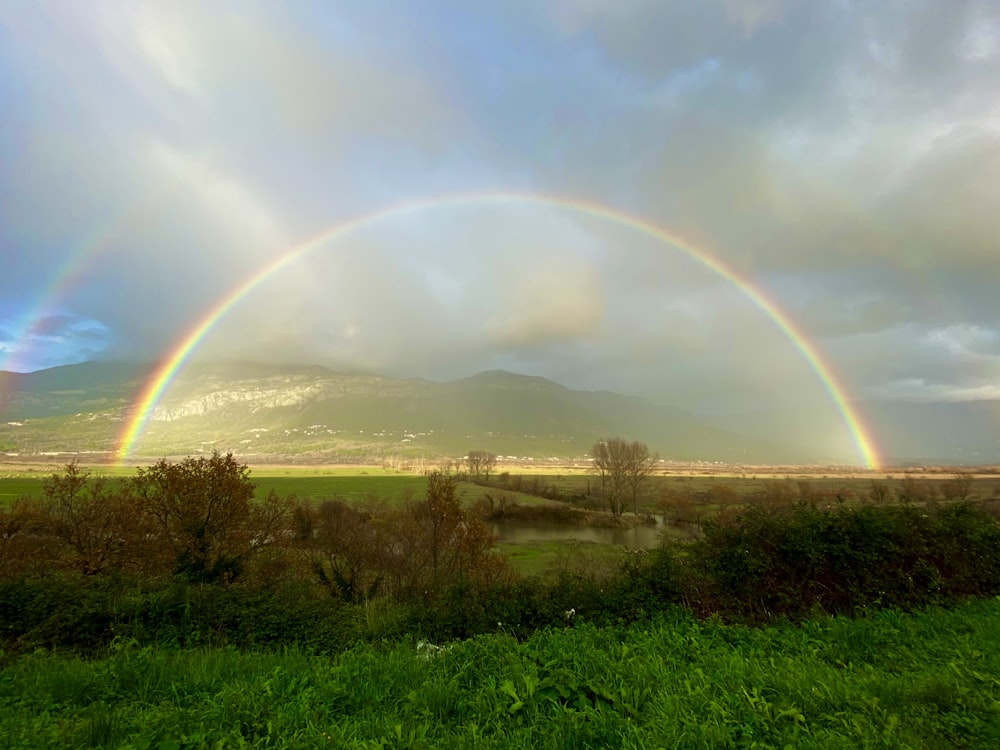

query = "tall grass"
[{"left": 2, "top": 598, "right": 1000, "bottom": 748}]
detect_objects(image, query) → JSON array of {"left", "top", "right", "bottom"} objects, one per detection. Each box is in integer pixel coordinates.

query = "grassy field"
[
  {"left": 498, "top": 539, "right": 629, "bottom": 579},
  {"left": 0, "top": 466, "right": 567, "bottom": 507},
  {"left": 2, "top": 598, "right": 999, "bottom": 748}
]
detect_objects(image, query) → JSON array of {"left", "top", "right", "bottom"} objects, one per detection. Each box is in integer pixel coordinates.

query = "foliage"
[
  {"left": 3, "top": 598, "right": 1000, "bottom": 748},
  {"left": 133, "top": 453, "right": 290, "bottom": 583},
  {"left": 5, "top": 458, "right": 1000, "bottom": 661},
  {"left": 688, "top": 500, "right": 1000, "bottom": 621},
  {"left": 297, "top": 472, "right": 511, "bottom": 605},
  {"left": 303, "top": 500, "right": 388, "bottom": 603},
  {"left": 39, "top": 464, "right": 162, "bottom": 576}
]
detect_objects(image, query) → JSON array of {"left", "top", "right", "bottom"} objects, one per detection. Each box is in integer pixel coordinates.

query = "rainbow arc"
[{"left": 115, "top": 192, "right": 881, "bottom": 468}]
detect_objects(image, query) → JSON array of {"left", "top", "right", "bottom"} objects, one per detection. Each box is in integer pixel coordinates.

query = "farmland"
[{"left": 4, "top": 460, "right": 1000, "bottom": 505}]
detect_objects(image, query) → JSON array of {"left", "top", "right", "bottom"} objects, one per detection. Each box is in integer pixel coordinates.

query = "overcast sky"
[{"left": 1, "top": 1, "right": 998, "bottom": 453}]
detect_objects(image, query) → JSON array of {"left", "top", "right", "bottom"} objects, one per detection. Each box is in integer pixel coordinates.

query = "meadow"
[
  {"left": 5, "top": 461, "right": 998, "bottom": 506},
  {"left": 0, "top": 466, "right": 434, "bottom": 508},
  {"left": 4, "top": 456, "right": 1000, "bottom": 747},
  {"left": 2, "top": 599, "right": 999, "bottom": 748}
]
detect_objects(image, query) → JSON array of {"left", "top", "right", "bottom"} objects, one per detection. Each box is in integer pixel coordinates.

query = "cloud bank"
[{"left": 2, "top": 0, "right": 998, "bottom": 461}]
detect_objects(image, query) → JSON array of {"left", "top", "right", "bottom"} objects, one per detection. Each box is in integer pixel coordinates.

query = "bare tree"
[
  {"left": 589, "top": 440, "right": 613, "bottom": 513},
  {"left": 624, "top": 440, "right": 659, "bottom": 515},
  {"left": 482, "top": 451, "right": 498, "bottom": 481},
  {"left": 589, "top": 438, "right": 658, "bottom": 516},
  {"left": 466, "top": 450, "right": 497, "bottom": 481}
]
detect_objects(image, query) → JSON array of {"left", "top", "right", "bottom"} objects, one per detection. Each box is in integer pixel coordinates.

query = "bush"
[{"left": 686, "top": 501, "right": 1000, "bottom": 621}]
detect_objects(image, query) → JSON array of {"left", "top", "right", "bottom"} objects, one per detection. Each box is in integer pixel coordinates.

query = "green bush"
[
  {"left": 687, "top": 501, "right": 1000, "bottom": 621},
  {"left": 415, "top": 548, "right": 685, "bottom": 641}
]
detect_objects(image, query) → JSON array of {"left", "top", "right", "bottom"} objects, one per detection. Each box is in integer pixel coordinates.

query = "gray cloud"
[{"left": 1, "top": 0, "right": 998, "bottom": 463}]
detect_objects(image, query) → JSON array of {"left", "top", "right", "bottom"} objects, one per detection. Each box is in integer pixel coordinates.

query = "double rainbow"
[
  {"left": 115, "top": 192, "right": 881, "bottom": 468},
  {"left": 0, "top": 190, "right": 161, "bottom": 375}
]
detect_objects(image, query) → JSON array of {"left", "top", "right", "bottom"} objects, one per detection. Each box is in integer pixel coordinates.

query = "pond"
[{"left": 489, "top": 517, "right": 698, "bottom": 548}]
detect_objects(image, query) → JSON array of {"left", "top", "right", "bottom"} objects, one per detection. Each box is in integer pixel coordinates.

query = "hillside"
[{"left": 0, "top": 361, "right": 805, "bottom": 463}]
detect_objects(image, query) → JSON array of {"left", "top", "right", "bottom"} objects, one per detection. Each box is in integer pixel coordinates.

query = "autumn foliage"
[
  {"left": 298, "top": 470, "right": 509, "bottom": 603},
  {"left": 0, "top": 455, "right": 508, "bottom": 605}
]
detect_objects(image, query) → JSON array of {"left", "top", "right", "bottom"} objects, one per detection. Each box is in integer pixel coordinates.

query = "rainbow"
[
  {"left": 0, "top": 248, "right": 102, "bottom": 376},
  {"left": 115, "top": 192, "right": 881, "bottom": 468},
  {"left": 0, "top": 193, "right": 159, "bottom": 377}
]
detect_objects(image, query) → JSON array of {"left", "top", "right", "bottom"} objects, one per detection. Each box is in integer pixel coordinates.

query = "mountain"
[
  {"left": 0, "top": 361, "right": 808, "bottom": 463},
  {"left": 0, "top": 361, "right": 151, "bottom": 419}
]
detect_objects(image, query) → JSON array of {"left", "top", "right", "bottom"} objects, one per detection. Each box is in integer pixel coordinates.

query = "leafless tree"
[
  {"left": 590, "top": 437, "right": 658, "bottom": 516},
  {"left": 624, "top": 440, "right": 659, "bottom": 515},
  {"left": 466, "top": 450, "right": 497, "bottom": 481}
]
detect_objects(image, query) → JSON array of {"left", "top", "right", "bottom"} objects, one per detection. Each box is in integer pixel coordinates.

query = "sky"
[{"left": 1, "top": 1, "right": 999, "bottom": 459}]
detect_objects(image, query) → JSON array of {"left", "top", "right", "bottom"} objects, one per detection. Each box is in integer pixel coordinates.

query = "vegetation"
[
  {"left": 4, "top": 455, "right": 1000, "bottom": 746},
  {"left": 589, "top": 438, "right": 658, "bottom": 516},
  {"left": 466, "top": 450, "right": 498, "bottom": 481},
  {"left": 4, "top": 456, "right": 1000, "bottom": 639},
  {"left": 2, "top": 600, "right": 1000, "bottom": 748}
]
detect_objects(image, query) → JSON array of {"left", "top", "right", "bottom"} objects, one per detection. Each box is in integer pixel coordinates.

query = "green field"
[
  {"left": 0, "top": 466, "right": 564, "bottom": 507},
  {"left": 499, "top": 539, "right": 629, "bottom": 578},
  {"left": 252, "top": 473, "right": 428, "bottom": 503},
  {"left": 2, "top": 598, "right": 999, "bottom": 748}
]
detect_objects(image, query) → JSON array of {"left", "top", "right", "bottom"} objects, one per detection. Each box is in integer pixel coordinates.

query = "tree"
[
  {"left": 41, "top": 463, "right": 151, "bottom": 576},
  {"left": 466, "top": 450, "right": 498, "bottom": 481},
  {"left": 482, "top": 451, "right": 498, "bottom": 481},
  {"left": 391, "top": 471, "right": 508, "bottom": 599},
  {"left": 589, "top": 438, "right": 658, "bottom": 516},
  {"left": 132, "top": 452, "right": 286, "bottom": 583},
  {"left": 623, "top": 440, "right": 658, "bottom": 515},
  {"left": 306, "top": 499, "right": 387, "bottom": 602}
]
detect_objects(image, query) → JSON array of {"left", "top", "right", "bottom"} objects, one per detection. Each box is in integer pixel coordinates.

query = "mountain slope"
[
  {"left": 0, "top": 361, "right": 806, "bottom": 463},
  {"left": 0, "top": 361, "right": 150, "bottom": 419}
]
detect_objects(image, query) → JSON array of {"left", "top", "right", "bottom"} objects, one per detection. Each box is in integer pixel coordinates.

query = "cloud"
[
  {"left": 485, "top": 258, "right": 604, "bottom": 346},
  {"left": 0, "top": 313, "right": 114, "bottom": 372},
  {"left": 1, "top": 0, "right": 998, "bottom": 463}
]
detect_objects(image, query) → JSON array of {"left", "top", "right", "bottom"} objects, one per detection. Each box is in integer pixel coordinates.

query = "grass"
[
  {"left": 0, "top": 477, "right": 45, "bottom": 505},
  {"left": 252, "top": 474, "right": 427, "bottom": 503},
  {"left": 2, "top": 597, "right": 999, "bottom": 748},
  {"left": 0, "top": 468, "right": 563, "bottom": 507},
  {"left": 499, "top": 539, "right": 628, "bottom": 579}
]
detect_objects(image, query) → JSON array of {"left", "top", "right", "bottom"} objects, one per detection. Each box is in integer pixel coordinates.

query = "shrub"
[{"left": 686, "top": 501, "right": 1000, "bottom": 621}]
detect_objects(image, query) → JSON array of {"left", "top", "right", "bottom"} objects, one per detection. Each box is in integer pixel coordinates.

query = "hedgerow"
[{"left": 3, "top": 457, "right": 1000, "bottom": 655}]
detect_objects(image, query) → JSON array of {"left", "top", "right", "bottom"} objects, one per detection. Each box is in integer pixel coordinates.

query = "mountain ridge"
[
  {"left": 0, "top": 360, "right": 808, "bottom": 463},
  {"left": 4, "top": 360, "right": 993, "bottom": 465}
]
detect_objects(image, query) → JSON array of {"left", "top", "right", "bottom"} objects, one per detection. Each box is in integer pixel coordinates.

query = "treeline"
[
  {"left": 2, "top": 454, "right": 1000, "bottom": 655},
  {"left": 0, "top": 453, "right": 505, "bottom": 594}
]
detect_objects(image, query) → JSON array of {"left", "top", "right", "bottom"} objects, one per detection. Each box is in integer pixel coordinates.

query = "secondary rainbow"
[
  {"left": 0, "top": 191, "right": 160, "bottom": 376},
  {"left": 116, "top": 192, "right": 881, "bottom": 468}
]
